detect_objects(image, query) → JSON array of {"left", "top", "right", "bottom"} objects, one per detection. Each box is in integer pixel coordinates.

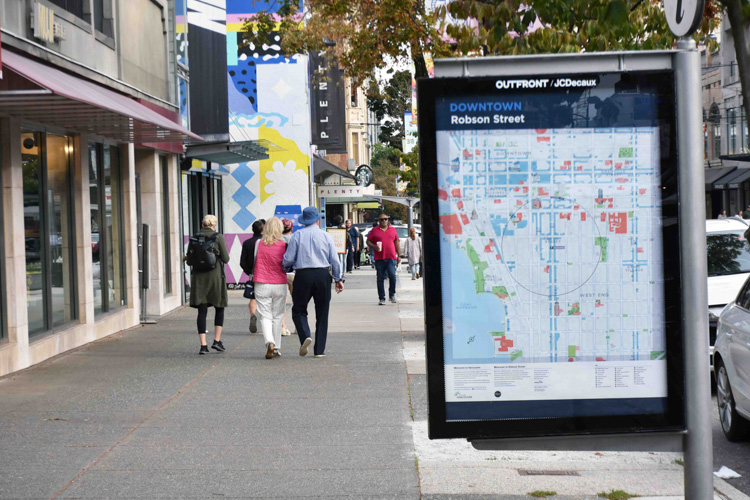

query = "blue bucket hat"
[{"left": 298, "top": 206, "right": 323, "bottom": 226}]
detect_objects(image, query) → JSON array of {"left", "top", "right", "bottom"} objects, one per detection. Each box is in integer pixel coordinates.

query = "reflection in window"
[
  {"left": 22, "top": 132, "right": 77, "bottom": 334},
  {"left": 707, "top": 233, "right": 750, "bottom": 277},
  {"left": 90, "top": 144, "right": 126, "bottom": 315}
]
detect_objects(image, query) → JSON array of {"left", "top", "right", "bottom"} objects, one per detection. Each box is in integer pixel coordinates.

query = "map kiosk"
[{"left": 418, "top": 47, "right": 711, "bottom": 485}]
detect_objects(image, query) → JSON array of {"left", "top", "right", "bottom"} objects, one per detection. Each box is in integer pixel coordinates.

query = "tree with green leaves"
[
  {"left": 718, "top": 0, "right": 750, "bottom": 132},
  {"left": 370, "top": 143, "right": 408, "bottom": 220},
  {"left": 367, "top": 70, "right": 413, "bottom": 150}
]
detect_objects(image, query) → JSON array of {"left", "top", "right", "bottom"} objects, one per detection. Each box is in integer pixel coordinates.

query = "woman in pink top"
[{"left": 253, "top": 217, "right": 289, "bottom": 359}]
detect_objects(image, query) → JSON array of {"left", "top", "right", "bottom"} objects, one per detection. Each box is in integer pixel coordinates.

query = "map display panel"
[{"left": 438, "top": 127, "right": 668, "bottom": 406}]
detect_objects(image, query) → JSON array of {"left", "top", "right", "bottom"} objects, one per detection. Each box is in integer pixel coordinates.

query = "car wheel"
[{"left": 716, "top": 361, "right": 750, "bottom": 442}]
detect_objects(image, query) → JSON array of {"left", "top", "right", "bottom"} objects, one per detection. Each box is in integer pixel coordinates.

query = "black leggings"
[{"left": 197, "top": 305, "right": 225, "bottom": 334}]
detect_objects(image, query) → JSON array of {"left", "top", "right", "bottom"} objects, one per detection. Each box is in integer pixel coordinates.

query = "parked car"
[
  {"left": 707, "top": 218, "right": 750, "bottom": 368},
  {"left": 714, "top": 274, "right": 750, "bottom": 441}
]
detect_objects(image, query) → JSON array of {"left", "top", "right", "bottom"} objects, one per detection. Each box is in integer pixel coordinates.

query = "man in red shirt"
[{"left": 366, "top": 214, "right": 401, "bottom": 305}]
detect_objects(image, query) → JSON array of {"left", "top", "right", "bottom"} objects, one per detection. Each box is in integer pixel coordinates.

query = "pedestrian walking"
[
  {"left": 282, "top": 206, "right": 345, "bottom": 358},
  {"left": 240, "top": 219, "right": 265, "bottom": 333},
  {"left": 187, "top": 214, "right": 230, "bottom": 355},
  {"left": 355, "top": 228, "right": 364, "bottom": 269},
  {"left": 404, "top": 227, "right": 422, "bottom": 280},
  {"left": 281, "top": 218, "right": 294, "bottom": 337},
  {"left": 367, "top": 213, "right": 401, "bottom": 305},
  {"left": 253, "top": 218, "right": 289, "bottom": 359},
  {"left": 345, "top": 219, "right": 359, "bottom": 273}
]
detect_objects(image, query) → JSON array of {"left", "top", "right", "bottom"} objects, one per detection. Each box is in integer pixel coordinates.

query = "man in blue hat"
[{"left": 282, "top": 206, "right": 345, "bottom": 358}]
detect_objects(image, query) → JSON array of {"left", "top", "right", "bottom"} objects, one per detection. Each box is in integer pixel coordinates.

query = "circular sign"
[
  {"left": 663, "top": 0, "right": 704, "bottom": 37},
  {"left": 355, "top": 164, "right": 373, "bottom": 187}
]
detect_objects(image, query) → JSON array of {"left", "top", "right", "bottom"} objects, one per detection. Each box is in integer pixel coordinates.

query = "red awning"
[{"left": 0, "top": 50, "right": 202, "bottom": 143}]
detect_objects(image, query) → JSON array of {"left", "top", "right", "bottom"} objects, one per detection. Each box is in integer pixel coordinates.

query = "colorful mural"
[{"left": 222, "top": 1, "right": 311, "bottom": 285}]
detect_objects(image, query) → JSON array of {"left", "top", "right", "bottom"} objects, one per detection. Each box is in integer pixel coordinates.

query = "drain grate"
[{"left": 518, "top": 470, "right": 580, "bottom": 476}]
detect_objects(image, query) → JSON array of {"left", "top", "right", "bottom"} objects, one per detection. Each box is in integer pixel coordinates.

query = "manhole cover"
[{"left": 518, "top": 470, "right": 580, "bottom": 476}]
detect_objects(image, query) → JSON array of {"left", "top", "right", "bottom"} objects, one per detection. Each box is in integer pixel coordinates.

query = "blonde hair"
[
  {"left": 202, "top": 214, "right": 218, "bottom": 228},
  {"left": 262, "top": 217, "right": 284, "bottom": 245},
  {"left": 409, "top": 227, "right": 417, "bottom": 239}
]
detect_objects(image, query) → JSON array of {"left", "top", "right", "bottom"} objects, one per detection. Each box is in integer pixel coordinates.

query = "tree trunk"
[
  {"left": 411, "top": 41, "right": 429, "bottom": 78},
  {"left": 724, "top": 0, "right": 750, "bottom": 135}
]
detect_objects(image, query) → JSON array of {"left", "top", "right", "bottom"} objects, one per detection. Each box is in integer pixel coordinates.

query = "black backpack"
[{"left": 186, "top": 234, "right": 219, "bottom": 272}]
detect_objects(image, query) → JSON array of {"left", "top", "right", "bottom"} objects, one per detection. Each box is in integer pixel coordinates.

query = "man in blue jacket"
[{"left": 283, "top": 206, "right": 345, "bottom": 358}]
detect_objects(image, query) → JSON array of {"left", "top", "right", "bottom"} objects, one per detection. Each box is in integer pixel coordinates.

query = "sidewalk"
[{"left": 0, "top": 269, "right": 747, "bottom": 499}]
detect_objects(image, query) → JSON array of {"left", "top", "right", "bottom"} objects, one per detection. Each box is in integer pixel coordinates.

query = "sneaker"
[
  {"left": 411, "top": 276, "right": 416, "bottom": 280},
  {"left": 379, "top": 299, "right": 386, "bottom": 306},
  {"left": 390, "top": 296, "right": 397, "bottom": 303},
  {"left": 249, "top": 315, "right": 257, "bottom": 333},
  {"left": 211, "top": 340, "right": 225, "bottom": 352},
  {"left": 266, "top": 342, "right": 275, "bottom": 359},
  {"left": 314, "top": 354, "right": 326, "bottom": 358},
  {"left": 299, "top": 337, "right": 312, "bottom": 357},
  {"left": 199, "top": 345, "right": 209, "bottom": 355},
  {"left": 281, "top": 328, "right": 291, "bottom": 337},
  {"left": 273, "top": 348, "right": 281, "bottom": 357}
]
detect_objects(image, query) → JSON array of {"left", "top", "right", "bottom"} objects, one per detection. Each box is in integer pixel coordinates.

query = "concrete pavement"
[{"left": 0, "top": 267, "right": 748, "bottom": 499}]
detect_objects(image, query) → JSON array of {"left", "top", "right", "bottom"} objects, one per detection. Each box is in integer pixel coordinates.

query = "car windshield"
[
  {"left": 394, "top": 227, "right": 409, "bottom": 237},
  {"left": 707, "top": 231, "right": 750, "bottom": 277}
]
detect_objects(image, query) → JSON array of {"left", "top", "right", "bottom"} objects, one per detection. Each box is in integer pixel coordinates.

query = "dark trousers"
[
  {"left": 375, "top": 259, "right": 397, "bottom": 301},
  {"left": 197, "top": 305, "right": 224, "bottom": 333},
  {"left": 354, "top": 249, "right": 361, "bottom": 268},
  {"left": 291, "top": 268, "right": 331, "bottom": 355},
  {"left": 346, "top": 249, "right": 355, "bottom": 272}
]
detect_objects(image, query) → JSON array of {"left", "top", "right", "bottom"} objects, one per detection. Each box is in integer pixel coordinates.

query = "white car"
[
  {"left": 714, "top": 274, "right": 750, "bottom": 441},
  {"left": 707, "top": 218, "right": 750, "bottom": 368}
]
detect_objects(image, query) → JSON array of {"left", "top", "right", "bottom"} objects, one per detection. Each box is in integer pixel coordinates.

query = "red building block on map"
[
  {"left": 439, "top": 215, "right": 462, "bottom": 235},
  {"left": 608, "top": 212, "right": 628, "bottom": 234},
  {"left": 438, "top": 189, "right": 448, "bottom": 200},
  {"left": 457, "top": 201, "right": 464, "bottom": 209},
  {"left": 460, "top": 214, "right": 470, "bottom": 225},
  {"left": 581, "top": 213, "right": 586, "bottom": 221},
  {"left": 537, "top": 136, "right": 550, "bottom": 143},
  {"left": 452, "top": 188, "right": 461, "bottom": 198},
  {"left": 484, "top": 244, "right": 493, "bottom": 253},
  {"left": 601, "top": 213, "right": 606, "bottom": 222},
  {"left": 495, "top": 337, "right": 514, "bottom": 352}
]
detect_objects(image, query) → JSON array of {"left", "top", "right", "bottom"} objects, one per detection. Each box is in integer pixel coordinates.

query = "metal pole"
[
  {"left": 675, "top": 38, "right": 713, "bottom": 500},
  {"left": 407, "top": 200, "right": 413, "bottom": 233}
]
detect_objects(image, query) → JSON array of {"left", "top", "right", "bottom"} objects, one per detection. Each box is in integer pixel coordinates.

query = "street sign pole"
[{"left": 675, "top": 38, "right": 714, "bottom": 500}]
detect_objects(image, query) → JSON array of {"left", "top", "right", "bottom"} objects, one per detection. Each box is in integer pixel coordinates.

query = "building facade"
[{"left": 0, "top": 0, "right": 197, "bottom": 377}]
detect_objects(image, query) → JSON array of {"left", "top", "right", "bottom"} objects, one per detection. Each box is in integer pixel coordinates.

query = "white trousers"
[{"left": 254, "top": 282, "right": 287, "bottom": 349}]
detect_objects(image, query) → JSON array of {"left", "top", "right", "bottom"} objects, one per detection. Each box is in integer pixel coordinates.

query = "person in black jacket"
[{"left": 240, "top": 219, "right": 265, "bottom": 332}]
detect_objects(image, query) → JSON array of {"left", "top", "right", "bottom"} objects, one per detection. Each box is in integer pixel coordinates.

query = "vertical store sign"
[
  {"left": 418, "top": 69, "right": 685, "bottom": 440},
  {"left": 32, "top": 2, "right": 66, "bottom": 44},
  {"left": 309, "top": 52, "right": 346, "bottom": 154}
]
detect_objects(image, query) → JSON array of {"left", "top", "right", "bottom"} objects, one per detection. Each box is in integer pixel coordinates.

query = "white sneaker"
[
  {"left": 281, "top": 328, "right": 291, "bottom": 336},
  {"left": 314, "top": 354, "right": 326, "bottom": 358},
  {"left": 299, "top": 337, "right": 312, "bottom": 357}
]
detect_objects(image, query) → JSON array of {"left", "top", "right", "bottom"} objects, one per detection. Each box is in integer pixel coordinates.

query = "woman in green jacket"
[{"left": 189, "top": 214, "right": 230, "bottom": 355}]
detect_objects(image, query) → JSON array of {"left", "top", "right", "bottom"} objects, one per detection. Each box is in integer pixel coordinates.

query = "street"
[{"left": 712, "top": 394, "right": 750, "bottom": 494}]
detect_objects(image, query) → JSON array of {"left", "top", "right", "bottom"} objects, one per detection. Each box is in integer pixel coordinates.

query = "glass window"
[
  {"left": 707, "top": 232, "right": 750, "bottom": 277},
  {"left": 714, "top": 125, "right": 721, "bottom": 158},
  {"left": 105, "top": 146, "right": 125, "bottom": 309},
  {"left": 729, "top": 108, "right": 737, "bottom": 155},
  {"left": 90, "top": 143, "right": 126, "bottom": 315},
  {"left": 161, "top": 156, "right": 172, "bottom": 296},
  {"left": 93, "top": 0, "right": 114, "bottom": 38},
  {"left": 22, "top": 131, "right": 77, "bottom": 335},
  {"left": 49, "top": 0, "right": 84, "bottom": 19}
]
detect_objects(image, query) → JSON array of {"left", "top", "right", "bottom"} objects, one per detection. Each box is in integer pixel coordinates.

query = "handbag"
[{"left": 243, "top": 240, "right": 261, "bottom": 299}]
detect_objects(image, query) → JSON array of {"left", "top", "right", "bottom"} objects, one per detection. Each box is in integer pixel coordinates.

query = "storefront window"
[
  {"left": 714, "top": 125, "right": 721, "bottom": 158},
  {"left": 22, "top": 131, "right": 77, "bottom": 335},
  {"left": 89, "top": 143, "right": 126, "bottom": 315},
  {"left": 161, "top": 157, "right": 172, "bottom": 296}
]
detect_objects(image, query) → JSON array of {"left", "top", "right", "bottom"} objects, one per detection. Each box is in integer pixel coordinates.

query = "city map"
[{"left": 437, "top": 127, "right": 667, "bottom": 368}]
